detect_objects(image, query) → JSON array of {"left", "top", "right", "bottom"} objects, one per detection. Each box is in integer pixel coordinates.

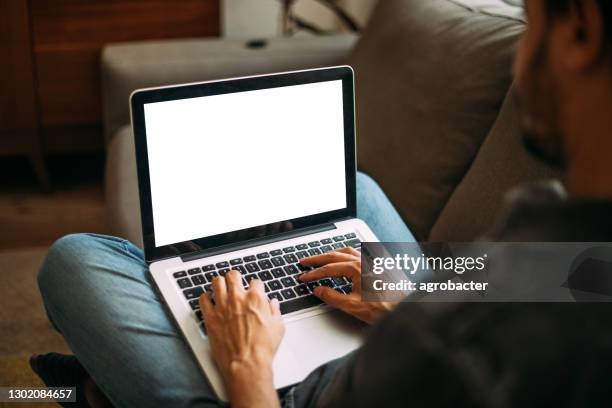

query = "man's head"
[{"left": 514, "top": 0, "right": 612, "bottom": 191}]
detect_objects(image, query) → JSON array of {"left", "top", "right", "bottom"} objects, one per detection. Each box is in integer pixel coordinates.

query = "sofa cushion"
[
  {"left": 102, "top": 35, "right": 357, "bottom": 143},
  {"left": 105, "top": 125, "right": 143, "bottom": 247},
  {"left": 347, "top": 0, "right": 524, "bottom": 240},
  {"left": 429, "top": 89, "right": 562, "bottom": 241}
]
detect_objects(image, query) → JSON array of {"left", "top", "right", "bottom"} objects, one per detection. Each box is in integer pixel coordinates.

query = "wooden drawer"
[{"left": 30, "top": 0, "right": 220, "bottom": 131}]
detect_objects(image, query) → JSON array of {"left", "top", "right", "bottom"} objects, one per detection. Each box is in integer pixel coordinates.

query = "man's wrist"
[
  {"left": 226, "top": 356, "right": 277, "bottom": 407},
  {"left": 228, "top": 357, "right": 273, "bottom": 384}
]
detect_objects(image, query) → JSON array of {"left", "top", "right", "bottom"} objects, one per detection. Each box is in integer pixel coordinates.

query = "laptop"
[{"left": 130, "top": 66, "right": 379, "bottom": 401}]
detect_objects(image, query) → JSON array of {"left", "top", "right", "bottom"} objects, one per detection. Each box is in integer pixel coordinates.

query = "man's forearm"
[{"left": 226, "top": 360, "right": 279, "bottom": 408}]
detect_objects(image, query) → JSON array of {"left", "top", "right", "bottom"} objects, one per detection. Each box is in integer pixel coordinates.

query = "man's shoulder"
[{"left": 486, "top": 180, "right": 612, "bottom": 241}]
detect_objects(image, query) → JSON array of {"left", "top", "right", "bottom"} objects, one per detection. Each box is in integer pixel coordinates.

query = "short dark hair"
[{"left": 545, "top": 0, "right": 612, "bottom": 50}]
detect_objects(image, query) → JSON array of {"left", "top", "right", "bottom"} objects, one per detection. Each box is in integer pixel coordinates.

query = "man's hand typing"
[
  {"left": 199, "top": 270, "right": 284, "bottom": 408},
  {"left": 298, "top": 247, "right": 397, "bottom": 324}
]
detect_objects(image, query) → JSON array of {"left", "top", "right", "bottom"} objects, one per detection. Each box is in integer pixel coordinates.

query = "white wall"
[
  {"left": 222, "top": 0, "right": 279, "bottom": 38},
  {"left": 222, "top": 0, "right": 378, "bottom": 38}
]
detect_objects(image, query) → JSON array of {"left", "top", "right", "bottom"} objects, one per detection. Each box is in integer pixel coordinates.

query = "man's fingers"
[
  {"left": 226, "top": 270, "right": 244, "bottom": 301},
  {"left": 335, "top": 246, "right": 360, "bottom": 256},
  {"left": 269, "top": 298, "right": 281, "bottom": 316},
  {"left": 300, "top": 251, "right": 357, "bottom": 267},
  {"left": 247, "top": 279, "right": 267, "bottom": 305},
  {"left": 312, "top": 286, "right": 346, "bottom": 308},
  {"left": 199, "top": 292, "right": 214, "bottom": 317},
  {"left": 248, "top": 278, "right": 265, "bottom": 294},
  {"left": 299, "top": 261, "right": 358, "bottom": 282},
  {"left": 211, "top": 276, "right": 227, "bottom": 307}
]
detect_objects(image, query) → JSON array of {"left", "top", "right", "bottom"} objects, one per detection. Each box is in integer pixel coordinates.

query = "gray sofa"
[{"left": 102, "top": 0, "right": 558, "bottom": 248}]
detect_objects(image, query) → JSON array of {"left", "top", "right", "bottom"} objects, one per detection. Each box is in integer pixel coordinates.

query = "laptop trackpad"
[{"left": 272, "top": 309, "right": 366, "bottom": 388}]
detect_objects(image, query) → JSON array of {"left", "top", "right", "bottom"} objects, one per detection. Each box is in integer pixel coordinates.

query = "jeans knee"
[
  {"left": 38, "top": 233, "right": 98, "bottom": 301},
  {"left": 38, "top": 234, "right": 85, "bottom": 298},
  {"left": 356, "top": 171, "right": 378, "bottom": 191}
]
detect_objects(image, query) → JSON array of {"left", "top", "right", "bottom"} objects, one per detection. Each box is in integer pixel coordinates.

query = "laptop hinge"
[{"left": 180, "top": 222, "right": 337, "bottom": 263}]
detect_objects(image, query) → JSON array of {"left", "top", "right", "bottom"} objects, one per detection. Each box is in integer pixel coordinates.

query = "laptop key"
[
  {"left": 173, "top": 271, "right": 187, "bottom": 278},
  {"left": 268, "top": 280, "right": 283, "bottom": 291},
  {"left": 177, "top": 278, "right": 192, "bottom": 289},
  {"left": 257, "top": 271, "right": 273, "bottom": 281},
  {"left": 183, "top": 286, "right": 203, "bottom": 299},
  {"left": 189, "top": 299, "right": 200, "bottom": 310},
  {"left": 284, "top": 265, "right": 299, "bottom": 275},
  {"left": 245, "top": 263, "right": 260, "bottom": 273},
  {"left": 205, "top": 271, "right": 219, "bottom": 282},
  {"left": 258, "top": 259, "right": 273, "bottom": 270},
  {"left": 188, "top": 268, "right": 201, "bottom": 275},
  {"left": 345, "top": 233, "right": 357, "bottom": 239},
  {"left": 230, "top": 258, "right": 243, "bottom": 265},
  {"left": 320, "top": 245, "right": 333, "bottom": 253},
  {"left": 333, "top": 235, "right": 345, "bottom": 242},
  {"left": 283, "top": 254, "right": 298, "bottom": 263},
  {"left": 283, "top": 246, "right": 295, "bottom": 253},
  {"left": 307, "top": 281, "right": 321, "bottom": 292},
  {"left": 308, "top": 241, "right": 320, "bottom": 248},
  {"left": 281, "top": 288, "right": 297, "bottom": 300},
  {"left": 308, "top": 248, "right": 322, "bottom": 256},
  {"left": 245, "top": 274, "right": 259, "bottom": 284},
  {"left": 204, "top": 284, "right": 212, "bottom": 292},
  {"left": 296, "top": 251, "right": 310, "bottom": 260},
  {"left": 268, "top": 292, "right": 283, "bottom": 302},
  {"left": 345, "top": 239, "right": 361, "bottom": 248},
  {"left": 332, "top": 277, "right": 347, "bottom": 286},
  {"left": 191, "top": 275, "right": 206, "bottom": 285},
  {"left": 202, "top": 264, "right": 215, "bottom": 272},
  {"left": 280, "top": 277, "right": 296, "bottom": 287},
  {"left": 215, "top": 261, "right": 229, "bottom": 269},
  {"left": 297, "top": 264, "right": 311, "bottom": 272},
  {"left": 319, "top": 278, "right": 333, "bottom": 287},
  {"left": 332, "top": 243, "right": 344, "bottom": 249},
  {"left": 195, "top": 310, "right": 204, "bottom": 321},
  {"left": 233, "top": 265, "right": 247, "bottom": 275},
  {"left": 257, "top": 252, "right": 270, "bottom": 259},
  {"left": 270, "top": 249, "right": 283, "bottom": 256},
  {"left": 341, "top": 284, "right": 353, "bottom": 294},
  {"left": 271, "top": 268, "right": 285, "bottom": 278},
  {"left": 295, "top": 284, "right": 310, "bottom": 297},
  {"left": 244, "top": 255, "right": 256, "bottom": 262},
  {"left": 218, "top": 268, "right": 230, "bottom": 276},
  {"left": 280, "top": 295, "right": 323, "bottom": 315},
  {"left": 271, "top": 257, "right": 285, "bottom": 267},
  {"left": 321, "top": 238, "right": 333, "bottom": 245},
  {"left": 296, "top": 244, "right": 308, "bottom": 250}
]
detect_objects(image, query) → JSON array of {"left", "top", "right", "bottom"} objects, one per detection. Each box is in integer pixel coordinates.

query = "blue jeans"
[{"left": 38, "top": 172, "right": 415, "bottom": 408}]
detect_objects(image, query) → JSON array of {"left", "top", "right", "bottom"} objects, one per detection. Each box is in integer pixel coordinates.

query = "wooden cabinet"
[
  {"left": 0, "top": 0, "right": 220, "bottom": 186},
  {"left": 0, "top": 0, "right": 49, "bottom": 187}
]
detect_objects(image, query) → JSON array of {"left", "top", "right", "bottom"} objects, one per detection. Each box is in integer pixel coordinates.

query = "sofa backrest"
[
  {"left": 347, "top": 0, "right": 541, "bottom": 240},
  {"left": 429, "top": 88, "right": 561, "bottom": 240}
]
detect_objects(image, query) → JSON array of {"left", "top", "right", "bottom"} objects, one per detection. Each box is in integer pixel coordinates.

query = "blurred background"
[
  {"left": 0, "top": 0, "right": 376, "bottom": 251},
  {"left": 0, "top": 1, "right": 376, "bottom": 403}
]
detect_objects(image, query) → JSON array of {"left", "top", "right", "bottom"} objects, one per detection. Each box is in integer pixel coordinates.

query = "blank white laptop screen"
[{"left": 144, "top": 80, "right": 347, "bottom": 247}]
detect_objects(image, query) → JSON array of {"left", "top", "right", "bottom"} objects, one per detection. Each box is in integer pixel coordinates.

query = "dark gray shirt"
[{"left": 287, "top": 182, "right": 612, "bottom": 408}]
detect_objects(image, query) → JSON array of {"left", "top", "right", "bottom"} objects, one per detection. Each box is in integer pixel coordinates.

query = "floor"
[
  {"left": 0, "top": 154, "right": 109, "bottom": 250},
  {"left": 0, "top": 154, "right": 109, "bottom": 406}
]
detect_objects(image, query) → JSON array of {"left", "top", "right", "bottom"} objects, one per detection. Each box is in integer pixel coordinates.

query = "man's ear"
[{"left": 562, "top": 0, "right": 606, "bottom": 71}]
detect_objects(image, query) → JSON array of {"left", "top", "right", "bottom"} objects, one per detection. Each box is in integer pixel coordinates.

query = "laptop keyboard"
[{"left": 172, "top": 233, "right": 361, "bottom": 333}]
